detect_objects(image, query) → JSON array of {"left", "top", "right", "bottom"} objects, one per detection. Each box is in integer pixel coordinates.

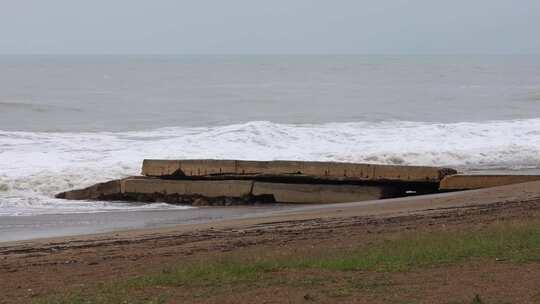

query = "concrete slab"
[
  {"left": 122, "top": 178, "right": 253, "bottom": 198},
  {"left": 439, "top": 174, "right": 540, "bottom": 190},
  {"left": 142, "top": 159, "right": 456, "bottom": 183},
  {"left": 252, "top": 182, "right": 387, "bottom": 204},
  {"left": 57, "top": 177, "right": 397, "bottom": 205},
  {"left": 55, "top": 180, "right": 123, "bottom": 200}
]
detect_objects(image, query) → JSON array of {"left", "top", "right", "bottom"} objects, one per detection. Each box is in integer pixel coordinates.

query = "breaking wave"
[{"left": 1, "top": 119, "right": 540, "bottom": 216}]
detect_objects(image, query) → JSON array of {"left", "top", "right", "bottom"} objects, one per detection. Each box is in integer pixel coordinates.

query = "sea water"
[{"left": 1, "top": 55, "right": 540, "bottom": 216}]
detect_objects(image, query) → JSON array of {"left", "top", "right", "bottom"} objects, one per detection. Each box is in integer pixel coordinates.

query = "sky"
[{"left": 1, "top": 0, "right": 539, "bottom": 55}]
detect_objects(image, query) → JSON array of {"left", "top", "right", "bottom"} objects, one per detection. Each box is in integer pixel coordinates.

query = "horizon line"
[{"left": 1, "top": 52, "right": 539, "bottom": 56}]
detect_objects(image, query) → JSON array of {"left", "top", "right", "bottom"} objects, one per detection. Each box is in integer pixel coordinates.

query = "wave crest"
[{"left": 1, "top": 119, "right": 540, "bottom": 215}]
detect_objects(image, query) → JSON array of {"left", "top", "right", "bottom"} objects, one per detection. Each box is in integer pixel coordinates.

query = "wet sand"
[
  {"left": 3, "top": 168, "right": 538, "bottom": 244},
  {"left": 2, "top": 180, "right": 539, "bottom": 247},
  {"left": 0, "top": 204, "right": 300, "bottom": 242},
  {"left": 0, "top": 189, "right": 491, "bottom": 243}
]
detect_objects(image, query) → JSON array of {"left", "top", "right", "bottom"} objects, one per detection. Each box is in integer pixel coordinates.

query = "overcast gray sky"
[{"left": 1, "top": 0, "right": 539, "bottom": 54}]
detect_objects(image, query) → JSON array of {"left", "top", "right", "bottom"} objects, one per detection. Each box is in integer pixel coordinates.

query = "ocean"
[{"left": 1, "top": 55, "right": 540, "bottom": 216}]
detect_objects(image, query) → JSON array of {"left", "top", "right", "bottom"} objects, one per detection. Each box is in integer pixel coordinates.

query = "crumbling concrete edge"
[{"left": 56, "top": 177, "right": 401, "bottom": 205}]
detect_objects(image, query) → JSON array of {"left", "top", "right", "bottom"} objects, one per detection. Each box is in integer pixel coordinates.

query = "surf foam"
[{"left": 1, "top": 119, "right": 539, "bottom": 216}]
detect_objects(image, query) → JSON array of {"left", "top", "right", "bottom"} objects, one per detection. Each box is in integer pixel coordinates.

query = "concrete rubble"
[{"left": 55, "top": 159, "right": 540, "bottom": 206}]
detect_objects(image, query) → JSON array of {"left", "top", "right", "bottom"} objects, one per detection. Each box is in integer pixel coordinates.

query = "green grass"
[
  {"left": 290, "top": 222, "right": 540, "bottom": 272},
  {"left": 35, "top": 220, "right": 540, "bottom": 304}
]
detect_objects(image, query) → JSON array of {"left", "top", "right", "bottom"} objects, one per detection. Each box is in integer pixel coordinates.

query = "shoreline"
[
  {"left": 0, "top": 204, "right": 300, "bottom": 243},
  {"left": 3, "top": 180, "right": 539, "bottom": 246}
]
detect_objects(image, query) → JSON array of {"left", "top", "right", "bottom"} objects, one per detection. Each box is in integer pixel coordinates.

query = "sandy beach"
[{"left": 2, "top": 181, "right": 540, "bottom": 303}]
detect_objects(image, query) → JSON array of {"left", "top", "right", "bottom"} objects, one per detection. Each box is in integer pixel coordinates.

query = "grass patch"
[
  {"left": 290, "top": 221, "right": 540, "bottom": 272},
  {"left": 35, "top": 220, "right": 540, "bottom": 304}
]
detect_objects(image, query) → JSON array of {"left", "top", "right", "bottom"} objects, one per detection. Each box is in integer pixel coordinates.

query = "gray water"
[
  {"left": 1, "top": 55, "right": 540, "bottom": 217},
  {"left": 2, "top": 55, "right": 540, "bottom": 132}
]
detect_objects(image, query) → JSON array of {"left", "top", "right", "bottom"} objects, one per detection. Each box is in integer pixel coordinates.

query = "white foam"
[{"left": 1, "top": 119, "right": 540, "bottom": 216}]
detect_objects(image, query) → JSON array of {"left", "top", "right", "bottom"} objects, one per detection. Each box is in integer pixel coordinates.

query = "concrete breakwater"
[
  {"left": 56, "top": 177, "right": 402, "bottom": 206},
  {"left": 56, "top": 160, "right": 456, "bottom": 205},
  {"left": 141, "top": 159, "right": 456, "bottom": 183},
  {"left": 55, "top": 159, "right": 540, "bottom": 206}
]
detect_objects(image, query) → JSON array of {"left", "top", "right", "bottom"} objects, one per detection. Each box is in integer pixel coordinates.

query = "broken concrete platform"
[
  {"left": 55, "top": 159, "right": 540, "bottom": 206},
  {"left": 55, "top": 179, "right": 125, "bottom": 200},
  {"left": 440, "top": 174, "right": 540, "bottom": 190},
  {"left": 57, "top": 177, "right": 398, "bottom": 205},
  {"left": 252, "top": 182, "right": 392, "bottom": 204},
  {"left": 122, "top": 178, "right": 253, "bottom": 198},
  {"left": 141, "top": 159, "right": 457, "bottom": 183},
  {"left": 55, "top": 159, "right": 472, "bottom": 206}
]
